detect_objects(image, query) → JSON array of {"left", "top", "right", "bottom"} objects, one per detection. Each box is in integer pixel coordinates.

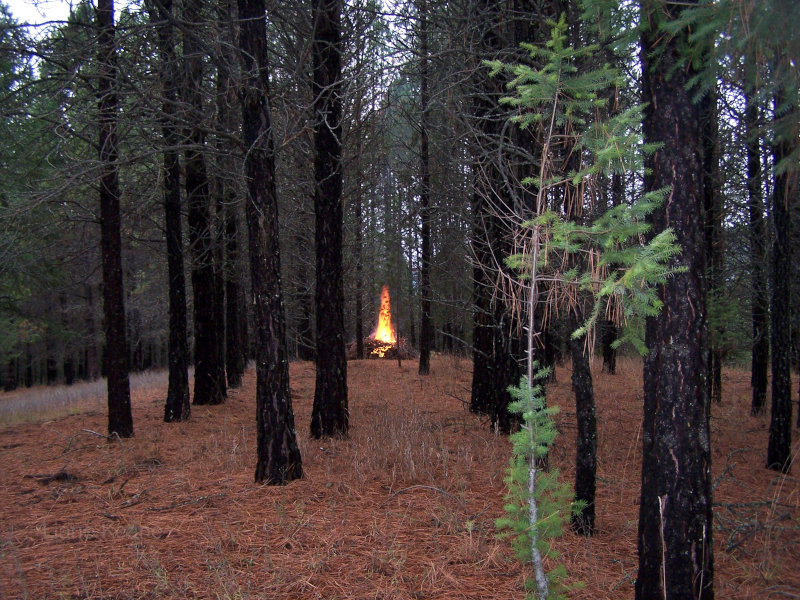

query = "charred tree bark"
[
  {"left": 147, "top": 0, "right": 191, "bottom": 422},
  {"left": 84, "top": 283, "right": 100, "bottom": 381},
  {"left": 600, "top": 322, "right": 617, "bottom": 374},
  {"left": 238, "top": 0, "right": 302, "bottom": 484},
  {"left": 97, "top": 0, "right": 132, "bottom": 438},
  {"left": 746, "top": 75, "right": 769, "bottom": 416},
  {"left": 636, "top": 1, "right": 714, "bottom": 598},
  {"left": 767, "top": 87, "right": 794, "bottom": 473},
  {"left": 469, "top": 205, "right": 492, "bottom": 415},
  {"left": 310, "top": 0, "right": 348, "bottom": 439},
  {"left": 183, "top": 0, "right": 225, "bottom": 406},
  {"left": 570, "top": 330, "right": 596, "bottom": 536},
  {"left": 468, "top": 0, "right": 522, "bottom": 430},
  {"left": 418, "top": 0, "right": 432, "bottom": 376},
  {"left": 216, "top": 0, "right": 246, "bottom": 389},
  {"left": 224, "top": 205, "right": 247, "bottom": 387},
  {"left": 702, "top": 88, "right": 723, "bottom": 405},
  {"left": 354, "top": 192, "right": 365, "bottom": 359}
]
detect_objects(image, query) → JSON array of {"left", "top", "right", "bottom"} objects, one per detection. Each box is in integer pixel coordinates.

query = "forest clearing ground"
[{"left": 0, "top": 356, "right": 798, "bottom": 599}]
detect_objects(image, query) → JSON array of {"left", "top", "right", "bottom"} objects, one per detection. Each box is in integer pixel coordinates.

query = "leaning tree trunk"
[
  {"left": 183, "top": 0, "right": 226, "bottom": 406},
  {"left": 745, "top": 67, "right": 769, "bottom": 416},
  {"left": 147, "top": 0, "right": 191, "bottom": 422},
  {"left": 97, "top": 0, "right": 133, "bottom": 438},
  {"left": 636, "top": 1, "right": 714, "bottom": 598},
  {"left": 767, "top": 86, "right": 794, "bottom": 473},
  {"left": 238, "top": 0, "right": 302, "bottom": 484}
]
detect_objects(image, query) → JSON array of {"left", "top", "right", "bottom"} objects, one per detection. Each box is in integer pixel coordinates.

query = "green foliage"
[
  {"left": 496, "top": 368, "right": 583, "bottom": 600},
  {"left": 492, "top": 15, "right": 683, "bottom": 355},
  {"left": 662, "top": 0, "right": 799, "bottom": 164}
]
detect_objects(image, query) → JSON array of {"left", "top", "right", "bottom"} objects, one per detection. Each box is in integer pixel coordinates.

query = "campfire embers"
[{"left": 347, "top": 285, "right": 418, "bottom": 360}]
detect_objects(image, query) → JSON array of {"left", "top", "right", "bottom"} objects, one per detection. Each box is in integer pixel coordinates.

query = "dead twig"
[
  {"left": 146, "top": 492, "right": 227, "bottom": 512},
  {"left": 24, "top": 470, "right": 79, "bottom": 485},
  {"left": 379, "top": 485, "right": 465, "bottom": 508}
]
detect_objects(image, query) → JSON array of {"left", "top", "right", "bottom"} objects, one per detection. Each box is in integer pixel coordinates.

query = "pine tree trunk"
[
  {"left": 224, "top": 205, "right": 247, "bottom": 388},
  {"left": 84, "top": 283, "right": 100, "bottom": 381},
  {"left": 218, "top": 2, "right": 249, "bottom": 382},
  {"left": 355, "top": 192, "right": 365, "bottom": 360},
  {"left": 468, "top": 0, "right": 522, "bottom": 430},
  {"left": 570, "top": 329, "right": 596, "bottom": 535},
  {"left": 148, "top": 0, "right": 191, "bottom": 422},
  {"left": 767, "top": 87, "right": 794, "bottom": 473},
  {"left": 418, "top": 0, "right": 433, "bottom": 376},
  {"left": 238, "top": 0, "right": 302, "bottom": 484},
  {"left": 310, "top": 0, "right": 348, "bottom": 439},
  {"left": 702, "top": 88, "right": 723, "bottom": 405},
  {"left": 636, "top": 1, "right": 714, "bottom": 597},
  {"left": 213, "top": 207, "right": 227, "bottom": 394},
  {"left": 97, "top": 0, "right": 133, "bottom": 438},
  {"left": 183, "top": 0, "right": 225, "bottom": 406},
  {"left": 469, "top": 203, "right": 493, "bottom": 415},
  {"left": 745, "top": 73, "right": 769, "bottom": 416},
  {"left": 214, "top": 1, "right": 240, "bottom": 390}
]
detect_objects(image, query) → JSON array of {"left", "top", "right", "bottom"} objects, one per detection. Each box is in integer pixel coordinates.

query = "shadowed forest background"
[{"left": 0, "top": 0, "right": 798, "bottom": 598}]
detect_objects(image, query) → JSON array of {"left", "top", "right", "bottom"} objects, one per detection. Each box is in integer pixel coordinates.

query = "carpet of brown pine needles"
[{"left": 0, "top": 355, "right": 798, "bottom": 599}]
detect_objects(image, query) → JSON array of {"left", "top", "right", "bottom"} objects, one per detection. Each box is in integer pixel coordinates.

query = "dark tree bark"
[
  {"left": 417, "top": 0, "right": 432, "bottom": 376},
  {"left": 767, "top": 86, "right": 794, "bottom": 473},
  {"left": 468, "top": 0, "right": 522, "bottom": 431},
  {"left": 224, "top": 205, "right": 247, "bottom": 387},
  {"left": 84, "top": 283, "right": 100, "bottom": 381},
  {"left": 183, "top": 0, "right": 226, "bottom": 406},
  {"left": 469, "top": 216, "right": 492, "bottom": 415},
  {"left": 354, "top": 191, "right": 365, "bottom": 360},
  {"left": 310, "top": 0, "right": 348, "bottom": 439},
  {"left": 636, "top": 1, "right": 714, "bottom": 598},
  {"left": 97, "top": 0, "right": 133, "bottom": 438},
  {"left": 702, "top": 88, "right": 723, "bottom": 405},
  {"left": 213, "top": 212, "right": 227, "bottom": 393},
  {"left": 746, "top": 70, "right": 769, "bottom": 416},
  {"left": 600, "top": 171, "right": 623, "bottom": 374},
  {"left": 216, "top": 0, "right": 246, "bottom": 389},
  {"left": 570, "top": 330, "right": 596, "bottom": 536},
  {"left": 238, "top": 0, "right": 302, "bottom": 484},
  {"left": 600, "top": 322, "right": 617, "bottom": 374},
  {"left": 147, "top": 0, "right": 191, "bottom": 422}
]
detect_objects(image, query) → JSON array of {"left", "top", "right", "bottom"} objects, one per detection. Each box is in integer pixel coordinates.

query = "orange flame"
[{"left": 372, "top": 285, "right": 396, "bottom": 345}]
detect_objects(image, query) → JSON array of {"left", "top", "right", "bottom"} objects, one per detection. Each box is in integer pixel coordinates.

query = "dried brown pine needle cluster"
[{"left": 0, "top": 356, "right": 797, "bottom": 599}]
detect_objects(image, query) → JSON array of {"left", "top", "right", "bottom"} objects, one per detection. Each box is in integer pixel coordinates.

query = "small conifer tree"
[
  {"left": 496, "top": 367, "right": 580, "bottom": 600},
  {"left": 491, "top": 15, "right": 683, "bottom": 600}
]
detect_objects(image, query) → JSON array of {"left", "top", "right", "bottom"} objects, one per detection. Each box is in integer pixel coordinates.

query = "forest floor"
[{"left": 0, "top": 355, "right": 798, "bottom": 599}]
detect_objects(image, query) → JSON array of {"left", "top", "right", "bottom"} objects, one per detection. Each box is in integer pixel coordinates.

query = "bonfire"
[{"left": 348, "top": 285, "right": 417, "bottom": 359}]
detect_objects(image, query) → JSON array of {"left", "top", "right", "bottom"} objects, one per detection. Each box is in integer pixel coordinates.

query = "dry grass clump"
[
  {"left": 0, "top": 370, "right": 171, "bottom": 428},
  {"left": 0, "top": 355, "right": 798, "bottom": 599}
]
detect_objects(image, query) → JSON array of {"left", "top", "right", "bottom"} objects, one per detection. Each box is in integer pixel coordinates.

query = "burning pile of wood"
[
  {"left": 347, "top": 285, "right": 418, "bottom": 360},
  {"left": 347, "top": 336, "right": 418, "bottom": 360}
]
